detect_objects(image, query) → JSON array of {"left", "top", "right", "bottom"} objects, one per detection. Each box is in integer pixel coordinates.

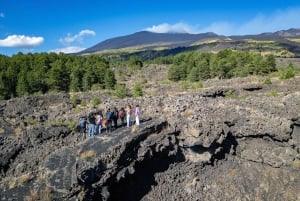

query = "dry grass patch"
[
  {"left": 37, "top": 169, "right": 52, "bottom": 183},
  {"left": 183, "top": 109, "right": 195, "bottom": 118},
  {"left": 229, "top": 169, "right": 239, "bottom": 177},
  {"left": 76, "top": 148, "right": 83, "bottom": 156},
  {"left": 24, "top": 189, "right": 39, "bottom": 201},
  {"left": 131, "top": 125, "right": 138, "bottom": 133},
  {"left": 19, "top": 173, "right": 32, "bottom": 185},
  {"left": 80, "top": 149, "right": 96, "bottom": 160},
  {"left": 287, "top": 38, "right": 300, "bottom": 43},
  {"left": 24, "top": 187, "right": 53, "bottom": 201},
  {"left": 146, "top": 89, "right": 159, "bottom": 97},
  {"left": 40, "top": 187, "right": 53, "bottom": 201},
  {"left": 97, "top": 103, "right": 106, "bottom": 111},
  {"left": 14, "top": 127, "right": 23, "bottom": 138},
  {"left": 162, "top": 106, "right": 170, "bottom": 115},
  {"left": 216, "top": 178, "right": 225, "bottom": 186},
  {"left": 8, "top": 177, "right": 16, "bottom": 189},
  {"left": 292, "top": 160, "right": 300, "bottom": 169},
  {"left": 0, "top": 127, "right": 4, "bottom": 135}
]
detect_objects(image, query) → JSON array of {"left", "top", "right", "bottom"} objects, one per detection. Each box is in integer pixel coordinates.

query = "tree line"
[
  {"left": 0, "top": 52, "right": 116, "bottom": 100},
  {"left": 167, "top": 49, "right": 277, "bottom": 82},
  {"left": 0, "top": 49, "right": 279, "bottom": 100}
]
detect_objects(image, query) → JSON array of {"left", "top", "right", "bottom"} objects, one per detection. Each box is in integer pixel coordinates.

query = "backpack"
[
  {"left": 102, "top": 119, "right": 108, "bottom": 127},
  {"left": 80, "top": 119, "right": 86, "bottom": 128},
  {"left": 106, "top": 111, "right": 112, "bottom": 120},
  {"left": 118, "top": 110, "right": 125, "bottom": 118},
  {"left": 113, "top": 110, "right": 118, "bottom": 119}
]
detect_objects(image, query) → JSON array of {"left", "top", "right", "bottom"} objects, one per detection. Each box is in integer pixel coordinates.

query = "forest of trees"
[
  {"left": 0, "top": 52, "right": 116, "bottom": 100},
  {"left": 167, "top": 49, "right": 277, "bottom": 82},
  {"left": 0, "top": 49, "right": 279, "bottom": 100}
]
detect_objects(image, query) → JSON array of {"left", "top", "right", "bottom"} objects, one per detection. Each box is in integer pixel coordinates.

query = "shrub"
[
  {"left": 91, "top": 97, "right": 100, "bottom": 107},
  {"left": 70, "top": 95, "right": 81, "bottom": 106},
  {"left": 139, "top": 74, "right": 148, "bottom": 85},
  {"left": 81, "top": 99, "right": 87, "bottom": 107},
  {"left": 269, "top": 89, "right": 278, "bottom": 97},
  {"left": 192, "top": 81, "right": 203, "bottom": 89},
  {"left": 24, "top": 118, "right": 37, "bottom": 126},
  {"left": 181, "top": 81, "right": 189, "bottom": 91},
  {"left": 280, "top": 63, "right": 295, "bottom": 80},
  {"left": 128, "top": 56, "right": 143, "bottom": 72},
  {"left": 133, "top": 83, "right": 143, "bottom": 97},
  {"left": 225, "top": 90, "right": 235, "bottom": 99},
  {"left": 264, "top": 77, "right": 272, "bottom": 85},
  {"left": 91, "top": 84, "right": 103, "bottom": 91},
  {"left": 66, "top": 121, "right": 77, "bottom": 132},
  {"left": 115, "top": 83, "right": 127, "bottom": 99}
]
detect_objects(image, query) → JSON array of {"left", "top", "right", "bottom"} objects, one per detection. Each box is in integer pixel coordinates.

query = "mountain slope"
[
  {"left": 79, "top": 31, "right": 223, "bottom": 54},
  {"left": 78, "top": 28, "right": 300, "bottom": 57}
]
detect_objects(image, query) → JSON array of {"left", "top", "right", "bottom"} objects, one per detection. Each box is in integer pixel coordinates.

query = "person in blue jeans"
[
  {"left": 126, "top": 105, "right": 132, "bottom": 127},
  {"left": 88, "top": 114, "right": 96, "bottom": 137},
  {"left": 105, "top": 108, "right": 112, "bottom": 133},
  {"left": 79, "top": 116, "right": 87, "bottom": 140},
  {"left": 95, "top": 113, "right": 102, "bottom": 135}
]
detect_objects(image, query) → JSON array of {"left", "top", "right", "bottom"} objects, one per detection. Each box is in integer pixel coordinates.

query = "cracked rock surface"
[{"left": 0, "top": 76, "right": 300, "bottom": 200}]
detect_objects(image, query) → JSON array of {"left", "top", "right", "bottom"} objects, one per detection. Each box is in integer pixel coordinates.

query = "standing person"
[
  {"left": 126, "top": 105, "right": 132, "bottom": 127},
  {"left": 118, "top": 107, "right": 126, "bottom": 127},
  {"left": 79, "top": 117, "right": 87, "bottom": 140},
  {"left": 95, "top": 113, "right": 102, "bottom": 135},
  {"left": 102, "top": 118, "right": 108, "bottom": 132},
  {"left": 135, "top": 104, "right": 141, "bottom": 126},
  {"left": 105, "top": 108, "right": 112, "bottom": 133},
  {"left": 112, "top": 107, "right": 119, "bottom": 129},
  {"left": 88, "top": 114, "right": 96, "bottom": 137}
]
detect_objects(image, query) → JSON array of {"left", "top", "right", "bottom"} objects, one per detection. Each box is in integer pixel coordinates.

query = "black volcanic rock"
[{"left": 0, "top": 76, "right": 300, "bottom": 200}]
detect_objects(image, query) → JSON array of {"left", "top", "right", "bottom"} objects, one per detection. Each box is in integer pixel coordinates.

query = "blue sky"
[{"left": 0, "top": 0, "right": 300, "bottom": 56}]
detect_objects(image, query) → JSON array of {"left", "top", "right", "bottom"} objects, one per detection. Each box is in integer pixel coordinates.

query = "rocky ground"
[{"left": 0, "top": 74, "right": 300, "bottom": 201}]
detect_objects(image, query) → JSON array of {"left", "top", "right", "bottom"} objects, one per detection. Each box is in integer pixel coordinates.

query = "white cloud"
[
  {"left": 201, "top": 7, "right": 300, "bottom": 36},
  {"left": 145, "top": 7, "right": 300, "bottom": 36},
  {"left": 198, "top": 22, "right": 235, "bottom": 36},
  {"left": 235, "top": 7, "right": 300, "bottom": 35},
  {"left": 59, "top": 29, "right": 96, "bottom": 45},
  {"left": 145, "top": 22, "right": 198, "bottom": 34},
  {"left": 0, "top": 12, "right": 4, "bottom": 18},
  {"left": 0, "top": 35, "right": 44, "bottom": 48},
  {"left": 50, "top": 46, "right": 85, "bottom": 54}
]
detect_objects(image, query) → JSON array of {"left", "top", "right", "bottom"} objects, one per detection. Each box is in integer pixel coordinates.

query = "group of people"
[{"left": 79, "top": 104, "right": 141, "bottom": 138}]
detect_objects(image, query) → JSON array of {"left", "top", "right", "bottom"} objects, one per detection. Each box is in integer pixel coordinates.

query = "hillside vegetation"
[
  {"left": 1, "top": 49, "right": 300, "bottom": 101},
  {"left": 1, "top": 35, "right": 300, "bottom": 200}
]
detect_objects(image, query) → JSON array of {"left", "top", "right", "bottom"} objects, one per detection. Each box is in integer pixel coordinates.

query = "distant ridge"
[
  {"left": 78, "top": 31, "right": 223, "bottom": 54},
  {"left": 230, "top": 28, "right": 300, "bottom": 40},
  {"left": 78, "top": 28, "right": 300, "bottom": 57}
]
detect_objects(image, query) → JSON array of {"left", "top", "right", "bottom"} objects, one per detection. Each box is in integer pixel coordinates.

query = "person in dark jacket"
[
  {"left": 112, "top": 107, "right": 118, "bottom": 129},
  {"left": 105, "top": 109, "right": 112, "bottom": 133},
  {"left": 118, "top": 107, "right": 126, "bottom": 127},
  {"left": 88, "top": 114, "right": 96, "bottom": 137}
]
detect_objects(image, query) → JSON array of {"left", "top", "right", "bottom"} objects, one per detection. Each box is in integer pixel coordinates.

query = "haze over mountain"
[{"left": 78, "top": 28, "right": 300, "bottom": 57}]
